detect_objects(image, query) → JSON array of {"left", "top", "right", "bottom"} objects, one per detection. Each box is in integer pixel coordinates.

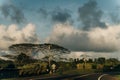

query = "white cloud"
[
  {"left": 65, "top": 51, "right": 120, "bottom": 60},
  {"left": 0, "top": 23, "right": 40, "bottom": 49},
  {"left": 46, "top": 24, "right": 120, "bottom": 52}
]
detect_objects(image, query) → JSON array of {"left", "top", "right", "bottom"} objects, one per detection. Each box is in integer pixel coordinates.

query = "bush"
[
  {"left": 18, "top": 62, "right": 48, "bottom": 76},
  {"left": 103, "top": 65, "right": 113, "bottom": 72},
  {"left": 92, "top": 64, "right": 97, "bottom": 69}
]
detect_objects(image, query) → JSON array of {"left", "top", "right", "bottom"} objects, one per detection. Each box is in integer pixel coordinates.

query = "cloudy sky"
[{"left": 0, "top": 0, "right": 120, "bottom": 58}]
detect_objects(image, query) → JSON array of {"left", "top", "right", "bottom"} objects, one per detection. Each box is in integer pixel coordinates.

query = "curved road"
[
  {"left": 74, "top": 73, "right": 118, "bottom": 80},
  {"left": 34, "top": 73, "right": 118, "bottom": 80},
  {"left": 100, "top": 74, "right": 118, "bottom": 80}
]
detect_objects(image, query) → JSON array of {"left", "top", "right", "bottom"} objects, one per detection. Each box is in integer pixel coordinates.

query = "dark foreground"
[{"left": 4, "top": 73, "right": 118, "bottom": 80}]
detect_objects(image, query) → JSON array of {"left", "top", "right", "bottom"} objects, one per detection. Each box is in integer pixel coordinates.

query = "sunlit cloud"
[{"left": 0, "top": 23, "right": 40, "bottom": 49}]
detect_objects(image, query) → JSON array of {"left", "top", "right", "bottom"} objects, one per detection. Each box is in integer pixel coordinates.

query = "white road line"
[
  {"left": 79, "top": 73, "right": 95, "bottom": 77},
  {"left": 98, "top": 74, "right": 108, "bottom": 80},
  {"left": 75, "top": 73, "right": 95, "bottom": 78}
]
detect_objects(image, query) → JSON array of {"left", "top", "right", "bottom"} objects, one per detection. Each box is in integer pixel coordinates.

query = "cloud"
[
  {"left": 51, "top": 8, "right": 72, "bottom": 24},
  {"left": 78, "top": 0, "right": 107, "bottom": 30},
  {"left": 0, "top": 23, "right": 40, "bottom": 49},
  {"left": 46, "top": 24, "right": 120, "bottom": 52},
  {"left": 65, "top": 51, "right": 120, "bottom": 59},
  {"left": 0, "top": 2, "right": 25, "bottom": 23}
]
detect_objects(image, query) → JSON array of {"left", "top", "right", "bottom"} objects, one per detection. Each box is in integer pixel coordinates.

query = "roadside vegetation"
[
  {"left": 115, "top": 75, "right": 120, "bottom": 80},
  {"left": 0, "top": 43, "right": 120, "bottom": 79},
  {"left": 0, "top": 53, "right": 120, "bottom": 79}
]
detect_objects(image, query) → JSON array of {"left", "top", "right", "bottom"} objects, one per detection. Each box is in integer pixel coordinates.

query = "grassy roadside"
[
  {"left": 1, "top": 69, "right": 96, "bottom": 80},
  {"left": 115, "top": 75, "right": 120, "bottom": 80},
  {"left": 61, "top": 69, "right": 96, "bottom": 75}
]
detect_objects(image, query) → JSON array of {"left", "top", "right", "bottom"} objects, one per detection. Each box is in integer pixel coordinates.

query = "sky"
[{"left": 0, "top": 0, "right": 120, "bottom": 59}]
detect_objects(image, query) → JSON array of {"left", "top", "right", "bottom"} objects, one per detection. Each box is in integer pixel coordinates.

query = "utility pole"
[{"left": 48, "top": 45, "right": 51, "bottom": 67}]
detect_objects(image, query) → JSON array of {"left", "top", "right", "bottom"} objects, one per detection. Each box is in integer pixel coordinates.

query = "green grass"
[
  {"left": 1, "top": 78, "right": 16, "bottom": 80},
  {"left": 63, "top": 69, "right": 94, "bottom": 74},
  {"left": 115, "top": 75, "right": 120, "bottom": 80}
]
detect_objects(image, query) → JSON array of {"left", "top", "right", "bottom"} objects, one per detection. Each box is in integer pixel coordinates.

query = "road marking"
[
  {"left": 98, "top": 74, "right": 108, "bottom": 80},
  {"left": 75, "top": 73, "right": 95, "bottom": 78},
  {"left": 79, "top": 73, "right": 95, "bottom": 77}
]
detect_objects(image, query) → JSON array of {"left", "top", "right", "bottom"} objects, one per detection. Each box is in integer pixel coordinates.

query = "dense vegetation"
[
  {"left": 0, "top": 43, "right": 120, "bottom": 79},
  {"left": 0, "top": 53, "right": 120, "bottom": 79}
]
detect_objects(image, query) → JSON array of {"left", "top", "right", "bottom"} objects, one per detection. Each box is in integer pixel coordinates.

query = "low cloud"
[
  {"left": 0, "top": 23, "right": 40, "bottom": 49},
  {"left": 65, "top": 51, "right": 120, "bottom": 59},
  {"left": 46, "top": 24, "right": 120, "bottom": 52}
]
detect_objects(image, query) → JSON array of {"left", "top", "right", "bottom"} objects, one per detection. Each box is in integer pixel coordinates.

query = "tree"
[
  {"left": 106, "top": 58, "right": 119, "bottom": 66},
  {"left": 15, "top": 53, "right": 34, "bottom": 66},
  {"left": 5, "top": 63, "right": 15, "bottom": 69},
  {"left": 97, "top": 57, "right": 106, "bottom": 64},
  {"left": 80, "top": 54, "right": 90, "bottom": 70},
  {"left": 9, "top": 43, "right": 37, "bottom": 56},
  {"left": 9, "top": 43, "right": 70, "bottom": 67},
  {"left": 39, "top": 43, "right": 70, "bottom": 67},
  {"left": 87, "top": 58, "right": 93, "bottom": 63}
]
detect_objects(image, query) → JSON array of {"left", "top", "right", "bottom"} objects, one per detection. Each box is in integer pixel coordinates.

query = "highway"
[
  {"left": 74, "top": 73, "right": 102, "bottom": 80},
  {"left": 7, "top": 73, "right": 118, "bottom": 80},
  {"left": 74, "top": 73, "right": 118, "bottom": 80},
  {"left": 34, "top": 73, "right": 118, "bottom": 80}
]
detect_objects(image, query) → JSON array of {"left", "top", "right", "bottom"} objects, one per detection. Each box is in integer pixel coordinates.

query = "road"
[
  {"left": 32, "top": 73, "right": 118, "bottom": 80},
  {"left": 6, "top": 73, "right": 118, "bottom": 80},
  {"left": 100, "top": 74, "right": 118, "bottom": 80},
  {"left": 74, "top": 73, "right": 118, "bottom": 80},
  {"left": 74, "top": 73, "right": 102, "bottom": 80}
]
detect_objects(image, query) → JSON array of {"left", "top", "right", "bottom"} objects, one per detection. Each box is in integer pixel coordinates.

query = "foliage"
[
  {"left": 92, "top": 64, "right": 97, "bottom": 69},
  {"left": 0, "top": 59, "right": 15, "bottom": 68},
  {"left": 15, "top": 53, "right": 36, "bottom": 66},
  {"left": 97, "top": 57, "right": 106, "bottom": 64},
  {"left": 1, "top": 48, "right": 120, "bottom": 79},
  {"left": 115, "top": 75, "right": 120, "bottom": 80},
  {"left": 9, "top": 43, "right": 70, "bottom": 67},
  {"left": 113, "top": 64, "right": 120, "bottom": 71},
  {"left": 5, "top": 63, "right": 16, "bottom": 69},
  {"left": 57, "top": 62, "right": 76, "bottom": 71},
  {"left": 9, "top": 43, "right": 70, "bottom": 55},
  {"left": 18, "top": 62, "right": 48, "bottom": 76},
  {"left": 106, "top": 58, "right": 119, "bottom": 65},
  {"left": 87, "top": 59, "right": 93, "bottom": 63}
]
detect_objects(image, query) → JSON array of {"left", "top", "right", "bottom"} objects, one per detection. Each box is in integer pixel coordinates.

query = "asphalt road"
[
  {"left": 74, "top": 73, "right": 102, "bottom": 80},
  {"left": 100, "top": 74, "right": 118, "bottom": 80},
  {"left": 5, "top": 73, "right": 118, "bottom": 80},
  {"left": 33, "top": 73, "right": 118, "bottom": 80},
  {"left": 74, "top": 73, "right": 118, "bottom": 80}
]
